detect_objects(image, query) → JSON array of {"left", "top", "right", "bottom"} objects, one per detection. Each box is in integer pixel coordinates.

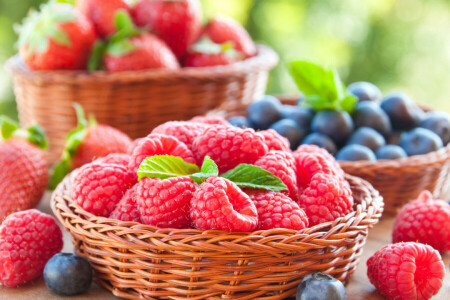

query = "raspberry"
[
  {"left": 0, "top": 209, "right": 63, "bottom": 287},
  {"left": 136, "top": 176, "right": 196, "bottom": 228},
  {"left": 293, "top": 145, "right": 344, "bottom": 193},
  {"left": 249, "top": 191, "right": 308, "bottom": 230},
  {"left": 192, "top": 125, "right": 268, "bottom": 173},
  {"left": 95, "top": 153, "right": 130, "bottom": 167},
  {"left": 128, "top": 133, "right": 196, "bottom": 173},
  {"left": 190, "top": 116, "right": 230, "bottom": 126},
  {"left": 393, "top": 191, "right": 450, "bottom": 252},
  {"left": 297, "top": 172, "right": 353, "bottom": 226},
  {"left": 191, "top": 177, "right": 258, "bottom": 232},
  {"left": 109, "top": 185, "right": 141, "bottom": 222},
  {"left": 259, "top": 129, "right": 290, "bottom": 152},
  {"left": 73, "top": 163, "right": 135, "bottom": 217},
  {"left": 367, "top": 242, "right": 445, "bottom": 300},
  {"left": 152, "top": 121, "right": 209, "bottom": 150},
  {"left": 254, "top": 151, "right": 298, "bottom": 201},
  {"left": 127, "top": 138, "right": 143, "bottom": 155}
]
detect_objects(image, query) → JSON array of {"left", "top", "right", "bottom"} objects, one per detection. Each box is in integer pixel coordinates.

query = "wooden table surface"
[{"left": 0, "top": 193, "right": 449, "bottom": 300}]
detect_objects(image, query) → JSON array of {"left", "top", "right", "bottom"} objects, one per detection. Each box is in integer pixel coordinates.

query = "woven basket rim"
[
  {"left": 5, "top": 44, "right": 279, "bottom": 84},
  {"left": 51, "top": 172, "right": 383, "bottom": 252}
]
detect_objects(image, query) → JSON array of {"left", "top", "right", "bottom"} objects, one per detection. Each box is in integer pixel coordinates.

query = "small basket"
[
  {"left": 214, "top": 96, "right": 450, "bottom": 215},
  {"left": 51, "top": 173, "right": 383, "bottom": 300},
  {"left": 5, "top": 45, "right": 278, "bottom": 164}
]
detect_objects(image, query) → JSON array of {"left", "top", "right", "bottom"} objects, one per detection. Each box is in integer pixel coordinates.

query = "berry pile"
[
  {"left": 228, "top": 61, "right": 449, "bottom": 161},
  {"left": 17, "top": 0, "right": 256, "bottom": 71},
  {"left": 70, "top": 119, "right": 354, "bottom": 232}
]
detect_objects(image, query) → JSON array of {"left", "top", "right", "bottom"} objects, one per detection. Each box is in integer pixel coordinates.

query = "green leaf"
[
  {"left": 65, "top": 129, "right": 86, "bottom": 155},
  {"left": 107, "top": 39, "right": 137, "bottom": 57},
  {"left": 88, "top": 40, "right": 107, "bottom": 71},
  {"left": 49, "top": 159, "right": 71, "bottom": 190},
  {"left": 114, "top": 10, "right": 135, "bottom": 33},
  {"left": 221, "top": 164, "right": 288, "bottom": 192},
  {"left": 288, "top": 61, "right": 330, "bottom": 98},
  {"left": 0, "top": 116, "right": 19, "bottom": 139},
  {"left": 48, "top": 27, "right": 72, "bottom": 47},
  {"left": 339, "top": 94, "right": 358, "bottom": 114},
  {"left": 138, "top": 155, "right": 200, "bottom": 181},
  {"left": 189, "top": 156, "right": 219, "bottom": 184},
  {"left": 26, "top": 124, "right": 48, "bottom": 149}
]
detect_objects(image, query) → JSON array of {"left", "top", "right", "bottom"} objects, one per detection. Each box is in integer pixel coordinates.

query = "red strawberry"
[
  {"left": 132, "top": 0, "right": 202, "bottom": 59},
  {"left": 50, "top": 104, "right": 132, "bottom": 189},
  {"left": 0, "top": 117, "right": 48, "bottom": 221},
  {"left": 76, "top": 0, "right": 130, "bottom": 38},
  {"left": 202, "top": 15, "right": 256, "bottom": 58},
  {"left": 17, "top": 2, "right": 96, "bottom": 70},
  {"left": 185, "top": 38, "right": 242, "bottom": 68}
]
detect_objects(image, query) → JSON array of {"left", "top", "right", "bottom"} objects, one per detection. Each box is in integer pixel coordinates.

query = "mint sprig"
[
  {"left": 137, "top": 155, "right": 287, "bottom": 192},
  {"left": 288, "top": 60, "right": 357, "bottom": 113}
]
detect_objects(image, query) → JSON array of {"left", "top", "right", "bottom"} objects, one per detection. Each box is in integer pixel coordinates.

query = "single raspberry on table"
[
  {"left": 128, "top": 133, "right": 196, "bottom": 173},
  {"left": 297, "top": 172, "right": 353, "bottom": 226},
  {"left": 191, "top": 177, "right": 258, "bottom": 232},
  {"left": 367, "top": 242, "right": 445, "bottom": 300},
  {"left": 192, "top": 125, "right": 268, "bottom": 173},
  {"left": 73, "top": 163, "right": 135, "bottom": 217},
  {"left": 249, "top": 191, "right": 308, "bottom": 230},
  {"left": 393, "top": 190, "right": 450, "bottom": 252},
  {"left": 109, "top": 184, "right": 141, "bottom": 223},
  {"left": 254, "top": 151, "right": 298, "bottom": 201},
  {"left": 136, "top": 176, "right": 196, "bottom": 228},
  {"left": 151, "top": 121, "right": 209, "bottom": 150},
  {"left": 259, "top": 129, "right": 290, "bottom": 152},
  {"left": 190, "top": 116, "right": 229, "bottom": 126},
  {"left": 0, "top": 209, "right": 63, "bottom": 287}
]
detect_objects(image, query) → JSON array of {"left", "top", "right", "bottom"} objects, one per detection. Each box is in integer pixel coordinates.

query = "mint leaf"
[
  {"left": 221, "top": 164, "right": 287, "bottom": 192},
  {"left": 189, "top": 156, "right": 219, "bottom": 184},
  {"left": 138, "top": 155, "right": 200, "bottom": 181},
  {"left": 339, "top": 94, "right": 358, "bottom": 114},
  {"left": 288, "top": 61, "right": 330, "bottom": 98}
]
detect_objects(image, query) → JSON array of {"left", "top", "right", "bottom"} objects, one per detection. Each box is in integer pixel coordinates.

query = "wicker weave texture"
[
  {"left": 214, "top": 96, "right": 450, "bottom": 215},
  {"left": 6, "top": 45, "right": 278, "bottom": 164},
  {"left": 51, "top": 173, "right": 383, "bottom": 300}
]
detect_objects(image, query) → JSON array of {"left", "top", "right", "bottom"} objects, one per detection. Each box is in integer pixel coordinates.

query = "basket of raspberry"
[
  {"left": 5, "top": 0, "right": 278, "bottom": 164},
  {"left": 51, "top": 119, "right": 383, "bottom": 300},
  {"left": 216, "top": 60, "right": 450, "bottom": 216}
]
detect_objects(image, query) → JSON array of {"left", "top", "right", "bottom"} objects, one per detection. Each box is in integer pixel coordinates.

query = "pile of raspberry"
[{"left": 72, "top": 117, "right": 354, "bottom": 232}]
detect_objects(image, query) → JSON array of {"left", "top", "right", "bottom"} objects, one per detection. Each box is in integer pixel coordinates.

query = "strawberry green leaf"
[
  {"left": 26, "top": 124, "right": 48, "bottom": 149},
  {"left": 88, "top": 41, "right": 107, "bottom": 71},
  {"left": 0, "top": 116, "right": 19, "bottom": 139},
  {"left": 107, "top": 39, "right": 137, "bottom": 57},
  {"left": 48, "top": 26, "right": 72, "bottom": 47},
  {"left": 0, "top": 116, "right": 47, "bottom": 149},
  {"left": 221, "top": 164, "right": 287, "bottom": 192},
  {"left": 49, "top": 159, "right": 71, "bottom": 190},
  {"left": 189, "top": 156, "right": 219, "bottom": 184},
  {"left": 138, "top": 155, "right": 200, "bottom": 181}
]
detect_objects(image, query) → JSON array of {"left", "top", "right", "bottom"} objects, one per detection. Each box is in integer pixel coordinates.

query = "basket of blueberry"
[{"left": 219, "top": 61, "right": 450, "bottom": 215}]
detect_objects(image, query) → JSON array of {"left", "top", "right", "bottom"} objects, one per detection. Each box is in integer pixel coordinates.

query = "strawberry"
[
  {"left": 185, "top": 38, "right": 242, "bottom": 67},
  {"left": 17, "top": 2, "right": 96, "bottom": 70},
  {"left": 132, "top": 0, "right": 202, "bottom": 60},
  {"left": 76, "top": 0, "right": 130, "bottom": 38},
  {"left": 50, "top": 104, "right": 132, "bottom": 189},
  {"left": 202, "top": 15, "right": 256, "bottom": 58},
  {"left": 0, "top": 117, "right": 48, "bottom": 222},
  {"left": 89, "top": 11, "right": 179, "bottom": 72}
]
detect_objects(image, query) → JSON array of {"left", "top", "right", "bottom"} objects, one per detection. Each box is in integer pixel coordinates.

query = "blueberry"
[
  {"left": 270, "top": 119, "right": 306, "bottom": 150},
  {"left": 336, "top": 145, "right": 376, "bottom": 162},
  {"left": 419, "top": 111, "right": 450, "bottom": 145},
  {"left": 353, "top": 101, "right": 391, "bottom": 136},
  {"left": 302, "top": 133, "right": 337, "bottom": 155},
  {"left": 399, "top": 128, "right": 444, "bottom": 156},
  {"left": 387, "top": 131, "right": 403, "bottom": 145},
  {"left": 380, "top": 92, "right": 424, "bottom": 130},
  {"left": 247, "top": 95, "right": 283, "bottom": 130},
  {"left": 296, "top": 272, "right": 347, "bottom": 300},
  {"left": 44, "top": 253, "right": 93, "bottom": 296},
  {"left": 347, "top": 81, "right": 382, "bottom": 103},
  {"left": 281, "top": 105, "right": 315, "bottom": 130},
  {"left": 311, "top": 110, "right": 354, "bottom": 145},
  {"left": 375, "top": 145, "right": 407, "bottom": 160},
  {"left": 347, "top": 127, "right": 386, "bottom": 152},
  {"left": 228, "top": 116, "right": 252, "bottom": 129}
]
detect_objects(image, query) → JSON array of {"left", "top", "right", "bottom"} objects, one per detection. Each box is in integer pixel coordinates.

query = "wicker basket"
[
  {"left": 51, "top": 172, "right": 382, "bottom": 300},
  {"left": 213, "top": 96, "right": 450, "bottom": 215},
  {"left": 5, "top": 45, "right": 278, "bottom": 164}
]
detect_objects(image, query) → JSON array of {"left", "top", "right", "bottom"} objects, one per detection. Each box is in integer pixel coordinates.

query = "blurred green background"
[{"left": 1, "top": 0, "right": 449, "bottom": 120}]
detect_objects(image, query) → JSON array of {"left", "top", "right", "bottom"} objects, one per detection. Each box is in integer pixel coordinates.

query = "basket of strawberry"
[
  {"left": 5, "top": 0, "right": 278, "bottom": 164},
  {"left": 51, "top": 117, "right": 383, "bottom": 299},
  {"left": 217, "top": 60, "right": 450, "bottom": 215}
]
